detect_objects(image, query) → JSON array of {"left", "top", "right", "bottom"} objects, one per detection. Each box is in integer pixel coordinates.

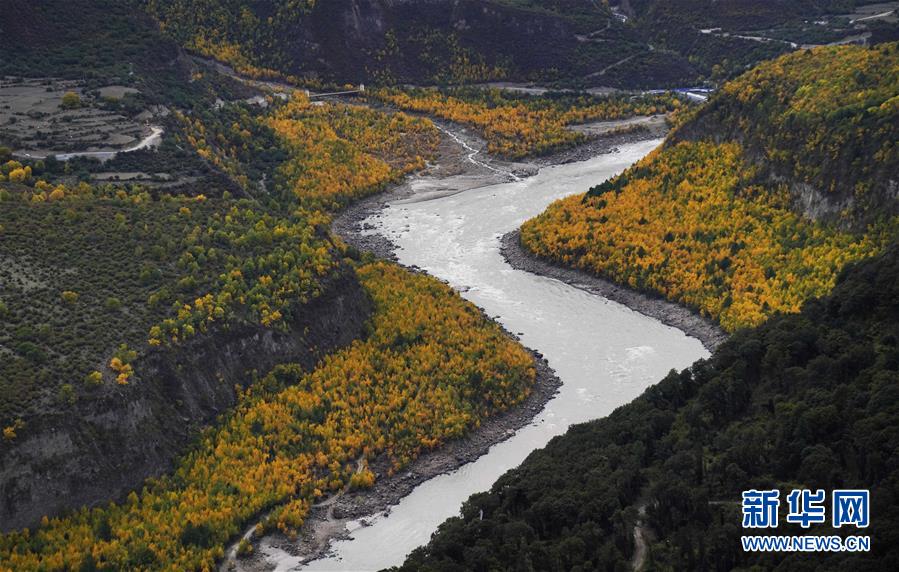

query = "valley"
[
  {"left": 1, "top": 2, "right": 898, "bottom": 571},
  {"left": 229, "top": 129, "right": 710, "bottom": 571}
]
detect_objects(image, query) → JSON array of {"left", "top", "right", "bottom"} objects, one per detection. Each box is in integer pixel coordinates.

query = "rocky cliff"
[
  {"left": 0, "top": 266, "right": 371, "bottom": 532},
  {"left": 668, "top": 43, "right": 899, "bottom": 229}
]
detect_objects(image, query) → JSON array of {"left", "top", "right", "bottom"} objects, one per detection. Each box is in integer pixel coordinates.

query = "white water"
[{"left": 273, "top": 139, "right": 708, "bottom": 571}]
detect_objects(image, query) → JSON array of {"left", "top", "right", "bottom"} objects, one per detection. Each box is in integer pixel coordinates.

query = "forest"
[
  {"left": 0, "top": 60, "right": 543, "bottom": 570},
  {"left": 372, "top": 87, "right": 681, "bottom": 159},
  {"left": 0, "top": 262, "right": 535, "bottom": 571},
  {"left": 140, "top": 0, "right": 899, "bottom": 90},
  {"left": 268, "top": 96, "right": 439, "bottom": 207},
  {"left": 521, "top": 43, "right": 899, "bottom": 331},
  {"left": 673, "top": 42, "right": 899, "bottom": 225},
  {"left": 0, "top": 0, "right": 176, "bottom": 81},
  {"left": 521, "top": 140, "right": 893, "bottom": 331},
  {"left": 392, "top": 231, "right": 899, "bottom": 572}
]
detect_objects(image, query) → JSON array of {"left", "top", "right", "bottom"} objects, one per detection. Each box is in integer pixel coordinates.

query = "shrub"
[
  {"left": 236, "top": 538, "right": 253, "bottom": 557},
  {"left": 84, "top": 371, "right": 103, "bottom": 386},
  {"left": 61, "top": 291, "right": 79, "bottom": 304},
  {"left": 60, "top": 91, "right": 82, "bottom": 109},
  {"left": 57, "top": 384, "right": 76, "bottom": 405},
  {"left": 348, "top": 467, "right": 376, "bottom": 490}
]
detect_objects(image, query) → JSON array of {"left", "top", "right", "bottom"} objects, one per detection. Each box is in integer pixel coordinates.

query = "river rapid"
[{"left": 273, "top": 138, "right": 709, "bottom": 571}]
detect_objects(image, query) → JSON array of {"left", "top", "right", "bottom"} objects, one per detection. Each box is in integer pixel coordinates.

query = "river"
[{"left": 256, "top": 138, "right": 711, "bottom": 571}]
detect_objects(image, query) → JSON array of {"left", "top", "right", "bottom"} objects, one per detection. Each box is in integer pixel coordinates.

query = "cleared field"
[{"left": 0, "top": 77, "right": 152, "bottom": 156}]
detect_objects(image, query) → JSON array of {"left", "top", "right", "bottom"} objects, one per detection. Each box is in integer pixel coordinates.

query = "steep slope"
[
  {"left": 0, "top": 263, "right": 538, "bottom": 570},
  {"left": 144, "top": 0, "right": 698, "bottom": 88},
  {"left": 672, "top": 43, "right": 899, "bottom": 226},
  {"left": 1, "top": 2, "right": 548, "bottom": 559},
  {"left": 392, "top": 226, "right": 899, "bottom": 571},
  {"left": 615, "top": 0, "right": 899, "bottom": 79},
  {"left": 144, "top": 0, "right": 899, "bottom": 89},
  {"left": 520, "top": 43, "right": 898, "bottom": 331},
  {"left": 0, "top": 0, "right": 177, "bottom": 80},
  {"left": 0, "top": 266, "right": 370, "bottom": 532}
]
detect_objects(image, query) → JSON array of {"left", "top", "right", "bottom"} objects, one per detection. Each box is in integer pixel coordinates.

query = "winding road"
[{"left": 15, "top": 125, "right": 164, "bottom": 162}]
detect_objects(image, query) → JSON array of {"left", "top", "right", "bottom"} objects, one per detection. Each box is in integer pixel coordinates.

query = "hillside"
[
  {"left": 3, "top": 0, "right": 894, "bottom": 92},
  {"left": 520, "top": 43, "right": 899, "bottom": 331},
  {"left": 0, "top": 0, "right": 176, "bottom": 81},
  {"left": 0, "top": 0, "right": 546, "bottom": 544},
  {"left": 615, "top": 0, "right": 899, "bottom": 78},
  {"left": 144, "top": 0, "right": 899, "bottom": 89},
  {"left": 144, "top": 0, "right": 696, "bottom": 88},
  {"left": 673, "top": 43, "right": 899, "bottom": 225},
  {"left": 392, "top": 224, "right": 899, "bottom": 572}
]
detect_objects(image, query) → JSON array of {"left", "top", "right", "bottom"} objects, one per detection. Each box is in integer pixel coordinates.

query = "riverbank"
[
  {"left": 332, "top": 116, "right": 667, "bottom": 263},
  {"left": 231, "top": 352, "right": 560, "bottom": 571},
  {"left": 229, "top": 119, "right": 702, "bottom": 571},
  {"left": 500, "top": 229, "right": 727, "bottom": 351},
  {"left": 224, "top": 124, "right": 561, "bottom": 570}
]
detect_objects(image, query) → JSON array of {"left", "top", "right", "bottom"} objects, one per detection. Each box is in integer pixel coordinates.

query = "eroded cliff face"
[
  {"left": 0, "top": 266, "right": 372, "bottom": 532},
  {"left": 669, "top": 111, "right": 899, "bottom": 230}
]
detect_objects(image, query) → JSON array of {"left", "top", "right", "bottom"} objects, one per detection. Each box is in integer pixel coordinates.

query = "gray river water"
[{"left": 272, "top": 138, "right": 708, "bottom": 571}]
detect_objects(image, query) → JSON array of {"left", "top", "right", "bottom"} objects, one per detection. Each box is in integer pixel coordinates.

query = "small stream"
[{"left": 259, "top": 138, "right": 709, "bottom": 571}]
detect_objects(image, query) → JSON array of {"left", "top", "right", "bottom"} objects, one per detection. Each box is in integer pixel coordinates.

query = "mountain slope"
[
  {"left": 144, "top": 0, "right": 698, "bottom": 87},
  {"left": 144, "top": 0, "right": 899, "bottom": 89},
  {"left": 391, "top": 38, "right": 899, "bottom": 572},
  {"left": 616, "top": 0, "right": 899, "bottom": 78},
  {"left": 672, "top": 43, "right": 899, "bottom": 225},
  {"left": 391, "top": 230, "right": 899, "bottom": 572},
  {"left": 520, "top": 43, "right": 898, "bottom": 331}
]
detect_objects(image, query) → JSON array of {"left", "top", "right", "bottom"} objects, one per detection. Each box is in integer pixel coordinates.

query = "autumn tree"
[{"left": 60, "top": 91, "right": 82, "bottom": 109}]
